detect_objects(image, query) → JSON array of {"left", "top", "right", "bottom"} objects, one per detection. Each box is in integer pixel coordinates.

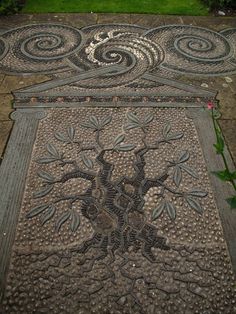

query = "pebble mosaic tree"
[{"left": 26, "top": 112, "right": 207, "bottom": 262}]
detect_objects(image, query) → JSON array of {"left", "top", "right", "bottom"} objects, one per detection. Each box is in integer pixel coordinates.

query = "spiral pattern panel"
[
  {"left": 145, "top": 25, "right": 236, "bottom": 76},
  {"left": 0, "top": 24, "right": 84, "bottom": 74},
  {"left": 70, "top": 28, "right": 164, "bottom": 88}
]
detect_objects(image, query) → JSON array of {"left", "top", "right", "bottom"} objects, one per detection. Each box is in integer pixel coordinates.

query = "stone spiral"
[
  {"left": 22, "top": 33, "right": 72, "bottom": 60},
  {"left": 145, "top": 25, "right": 236, "bottom": 76},
  {"left": 70, "top": 28, "right": 164, "bottom": 88},
  {"left": 174, "top": 35, "right": 229, "bottom": 62},
  {"left": 0, "top": 24, "right": 84, "bottom": 74}
]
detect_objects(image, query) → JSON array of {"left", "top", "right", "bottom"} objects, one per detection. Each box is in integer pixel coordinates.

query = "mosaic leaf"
[
  {"left": 167, "top": 133, "right": 184, "bottom": 141},
  {"left": 152, "top": 201, "right": 166, "bottom": 221},
  {"left": 80, "top": 121, "right": 97, "bottom": 130},
  {"left": 115, "top": 144, "right": 135, "bottom": 152},
  {"left": 54, "top": 131, "right": 70, "bottom": 143},
  {"left": 113, "top": 134, "right": 125, "bottom": 146},
  {"left": 127, "top": 112, "right": 140, "bottom": 124},
  {"left": 26, "top": 204, "right": 49, "bottom": 219},
  {"left": 89, "top": 116, "right": 99, "bottom": 128},
  {"left": 177, "top": 150, "right": 190, "bottom": 163},
  {"left": 37, "top": 170, "right": 55, "bottom": 182},
  {"left": 40, "top": 205, "right": 56, "bottom": 225},
  {"left": 67, "top": 126, "right": 75, "bottom": 141},
  {"left": 81, "top": 153, "right": 94, "bottom": 169},
  {"left": 173, "top": 166, "right": 182, "bottom": 187},
  {"left": 186, "top": 197, "right": 203, "bottom": 214},
  {"left": 46, "top": 143, "right": 61, "bottom": 158},
  {"left": 36, "top": 156, "right": 59, "bottom": 164},
  {"left": 33, "top": 185, "right": 54, "bottom": 199},
  {"left": 124, "top": 122, "right": 140, "bottom": 130},
  {"left": 55, "top": 211, "right": 71, "bottom": 232},
  {"left": 71, "top": 210, "right": 80, "bottom": 232},
  {"left": 100, "top": 116, "right": 112, "bottom": 128},
  {"left": 187, "top": 189, "right": 208, "bottom": 198},
  {"left": 166, "top": 201, "right": 176, "bottom": 220},
  {"left": 162, "top": 123, "right": 171, "bottom": 138},
  {"left": 143, "top": 113, "right": 154, "bottom": 125},
  {"left": 179, "top": 164, "right": 198, "bottom": 179}
]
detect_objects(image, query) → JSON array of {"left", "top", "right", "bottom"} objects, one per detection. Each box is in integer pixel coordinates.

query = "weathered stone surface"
[
  {"left": 194, "top": 16, "right": 236, "bottom": 31},
  {"left": 130, "top": 14, "right": 164, "bottom": 28},
  {"left": 0, "top": 13, "right": 33, "bottom": 28},
  {"left": 0, "top": 121, "right": 13, "bottom": 158},
  {"left": 163, "top": 15, "right": 183, "bottom": 25},
  {"left": 0, "top": 94, "right": 13, "bottom": 120},
  {"left": 0, "top": 74, "right": 4, "bottom": 84},
  {"left": 0, "top": 75, "right": 50, "bottom": 94},
  {"left": 97, "top": 13, "right": 131, "bottom": 24},
  {"left": 219, "top": 119, "right": 236, "bottom": 164},
  {"left": 179, "top": 16, "right": 197, "bottom": 25},
  {"left": 217, "top": 89, "right": 236, "bottom": 120},
  {"left": 30, "top": 13, "right": 98, "bottom": 28}
]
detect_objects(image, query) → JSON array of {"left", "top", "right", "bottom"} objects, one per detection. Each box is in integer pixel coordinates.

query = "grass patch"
[{"left": 22, "top": 0, "right": 209, "bottom": 16}]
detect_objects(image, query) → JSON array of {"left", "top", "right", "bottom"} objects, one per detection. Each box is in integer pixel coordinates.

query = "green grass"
[{"left": 22, "top": 0, "right": 209, "bottom": 16}]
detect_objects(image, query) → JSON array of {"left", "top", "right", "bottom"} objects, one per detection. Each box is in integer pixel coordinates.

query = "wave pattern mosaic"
[{"left": 0, "top": 24, "right": 236, "bottom": 78}]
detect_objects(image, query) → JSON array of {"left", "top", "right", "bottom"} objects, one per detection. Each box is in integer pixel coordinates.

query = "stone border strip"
[{"left": 0, "top": 109, "right": 46, "bottom": 300}]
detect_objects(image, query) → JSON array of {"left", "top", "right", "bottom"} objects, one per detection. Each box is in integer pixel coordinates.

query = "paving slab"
[
  {"left": 0, "top": 93, "right": 13, "bottom": 121},
  {"left": 130, "top": 14, "right": 165, "bottom": 28},
  {"left": 0, "top": 75, "right": 50, "bottom": 94},
  {"left": 0, "top": 21, "right": 236, "bottom": 314},
  {"left": 179, "top": 16, "right": 197, "bottom": 26},
  {"left": 219, "top": 119, "right": 236, "bottom": 162},
  {"left": 97, "top": 13, "right": 131, "bottom": 24},
  {"left": 194, "top": 16, "right": 236, "bottom": 31},
  {"left": 162, "top": 16, "right": 183, "bottom": 25},
  {"left": 217, "top": 88, "right": 236, "bottom": 119},
  {"left": 29, "top": 13, "right": 98, "bottom": 28},
  {"left": 0, "top": 74, "right": 4, "bottom": 84},
  {"left": 0, "top": 13, "right": 33, "bottom": 28}
]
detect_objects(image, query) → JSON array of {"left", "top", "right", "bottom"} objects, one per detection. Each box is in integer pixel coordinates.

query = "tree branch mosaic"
[{"left": 27, "top": 112, "right": 207, "bottom": 257}]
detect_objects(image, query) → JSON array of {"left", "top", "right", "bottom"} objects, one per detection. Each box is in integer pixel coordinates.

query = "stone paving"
[{"left": 0, "top": 14, "right": 236, "bottom": 314}]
